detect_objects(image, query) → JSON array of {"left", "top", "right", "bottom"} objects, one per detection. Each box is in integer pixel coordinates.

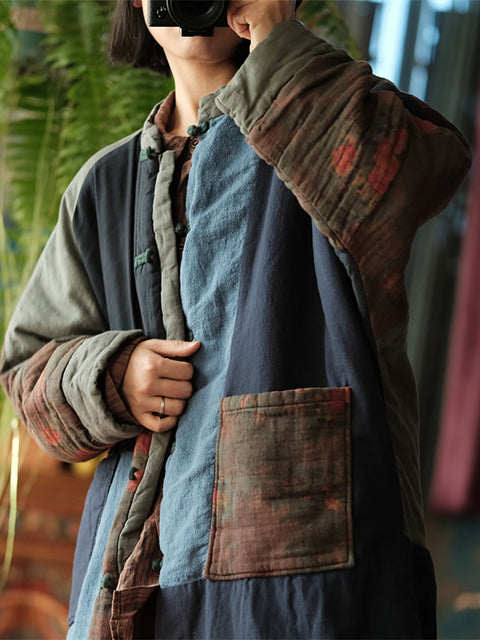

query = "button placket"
[{"left": 187, "top": 120, "right": 210, "bottom": 138}]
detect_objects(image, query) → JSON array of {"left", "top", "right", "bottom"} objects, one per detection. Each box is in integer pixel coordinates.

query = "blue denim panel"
[
  {"left": 158, "top": 115, "right": 262, "bottom": 586},
  {"left": 67, "top": 451, "right": 132, "bottom": 637},
  {"left": 68, "top": 449, "right": 119, "bottom": 626}
]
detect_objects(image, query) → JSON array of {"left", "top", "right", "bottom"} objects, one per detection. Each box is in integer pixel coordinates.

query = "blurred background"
[{"left": 0, "top": 0, "right": 479, "bottom": 638}]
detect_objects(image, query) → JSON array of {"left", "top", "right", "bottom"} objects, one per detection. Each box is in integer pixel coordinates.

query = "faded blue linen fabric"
[
  {"left": 67, "top": 451, "right": 132, "bottom": 639},
  {"left": 158, "top": 115, "right": 262, "bottom": 587},
  {"left": 68, "top": 450, "right": 123, "bottom": 626}
]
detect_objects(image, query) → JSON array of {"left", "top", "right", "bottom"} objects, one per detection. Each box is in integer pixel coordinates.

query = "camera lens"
[
  {"left": 166, "top": 0, "right": 225, "bottom": 31},
  {"left": 183, "top": 1, "right": 213, "bottom": 17}
]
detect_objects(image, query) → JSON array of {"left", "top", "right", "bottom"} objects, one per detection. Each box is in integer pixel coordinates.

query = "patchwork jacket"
[{"left": 0, "top": 20, "right": 471, "bottom": 639}]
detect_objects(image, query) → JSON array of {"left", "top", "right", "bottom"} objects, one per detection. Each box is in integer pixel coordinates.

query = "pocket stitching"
[{"left": 205, "top": 387, "right": 354, "bottom": 580}]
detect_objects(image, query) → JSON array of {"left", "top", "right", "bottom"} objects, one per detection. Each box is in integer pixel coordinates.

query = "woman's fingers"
[
  {"left": 120, "top": 338, "right": 201, "bottom": 430},
  {"left": 141, "top": 413, "right": 179, "bottom": 433},
  {"left": 158, "top": 356, "right": 194, "bottom": 382},
  {"left": 134, "top": 339, "right": 199, "bottom": 381},
  {"left": 129, "top": 367, "right": 193, "bottom": 399},
  {"left": 151, "top": 397, "right": 187, "bottom": 418},
  {"left": 227, "top": 0, "right": 295, "bottom": 50},
  {"left": 142, "top": 396, "right": 187, "bottom": 433},
  {"left": 147, "top": 339, "right": 201, "bottom": 359},
  {"left": 156, "top": 379, "right": 193, "bottom": 400}
]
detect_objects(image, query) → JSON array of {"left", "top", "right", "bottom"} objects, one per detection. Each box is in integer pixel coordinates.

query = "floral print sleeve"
[
  {"left": 0, "top": 157, "right": 143, "bottom": 463},
  {"left": 1, "top": 337, "right": 109, "bottom": 462},
  {"left": 216, "top": 20, "right": 471, "bottom": 340}
]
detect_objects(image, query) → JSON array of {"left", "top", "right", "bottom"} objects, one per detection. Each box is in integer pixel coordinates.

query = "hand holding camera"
[
  {"left": 148, "top": 0, "right": 296, "bottom": 49},
  {"left": 227, "top": 0, "right": 295, "bottom": 50}
]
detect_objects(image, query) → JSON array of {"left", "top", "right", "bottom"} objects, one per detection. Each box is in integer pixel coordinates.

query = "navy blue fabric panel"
[
  {"left": 309, "top": 220, "right": 404, "bottom": 537},
  {"left": 223, "top": 168, "right": 326, "bottom": 393},
  {"left": 154, "top": 540, "right": 431, "bottom": 639},
  {"left": 133, "top": 154, "right": 166, "bottom": 339},
  {"left": 221, "top": 166, "right": 423, "bottom": 626},
  {"left": 224, "top": 168, "right": 402, "bottom": 531},
  {"left": 68, "top": 448, "right": 123, "bottom": 626},
  {"left": 73, "top": 135, "right": 142, "bottom": 331}
]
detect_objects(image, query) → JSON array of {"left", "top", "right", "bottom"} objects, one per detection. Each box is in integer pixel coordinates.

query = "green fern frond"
[{"left": 298, "top": 0, "right": 362, "bottom": 59}]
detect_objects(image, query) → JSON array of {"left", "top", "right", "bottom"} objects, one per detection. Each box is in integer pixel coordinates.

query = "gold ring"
[{"left": 160, "top": 396, "right": 165, "bottom": 416}]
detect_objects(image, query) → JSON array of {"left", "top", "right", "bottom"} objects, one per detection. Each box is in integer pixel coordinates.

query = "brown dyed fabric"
[
  {"left": 205, "top": 387, "right": 354, "bottom": 580},
  {"left": 243, "top": 59, "right": 470, "bottom": 340},
  {"left": 109, "top": 498, "right": 162, "bottom": 639},
  {"left": 0, "top": 337, "right": 110, "bottom": 462},
  {"left": 87, "top": 430, "right": 168, "bottom": 640}
]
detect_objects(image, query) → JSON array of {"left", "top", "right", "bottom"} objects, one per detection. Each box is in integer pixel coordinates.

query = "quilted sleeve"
[
  {"left": 214, "top": 19, "right": 472, "bottom": 336},
  {"left": 0, "top": 168, "right": 143, "bottom": 463}
]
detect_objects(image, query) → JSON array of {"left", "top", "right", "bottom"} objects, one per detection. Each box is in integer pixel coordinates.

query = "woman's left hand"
[{"left": 227, "top": 0, "right": 296, "bottom": 51}]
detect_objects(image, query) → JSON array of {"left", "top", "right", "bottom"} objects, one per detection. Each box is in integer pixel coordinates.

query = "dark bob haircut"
[
  {"left": 108, "top": 0, "right": 251, "bottom": 77},
  {"left": 109, "top": 0, "right": 171, "bottom": 76}
]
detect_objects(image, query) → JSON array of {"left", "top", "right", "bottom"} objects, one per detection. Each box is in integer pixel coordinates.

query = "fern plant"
[
  {"left": 0, "top": 0, "right": 173, "bottom": 586},
  {"left": 0, "top": 0, "right": 20, "bottom": 589},
  {"left": 0, "top": 0, "right": 356, "bottom": 586},
  {"left": 299, "top": 0, "right": 362, "bottom": 58}
]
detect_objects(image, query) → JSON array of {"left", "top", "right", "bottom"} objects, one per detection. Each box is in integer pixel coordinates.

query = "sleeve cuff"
[
  {"left": 214, "top": 20, "right": 331, "bottom": 134},
  {"left": 62, "top": 329, "right": 145, "bottom": 445},
  {"left": 102, "top": 336, "right": 145, "bottom": 426}
]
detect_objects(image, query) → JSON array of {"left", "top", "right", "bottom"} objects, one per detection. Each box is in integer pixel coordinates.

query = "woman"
[{"left": 0, "top": 1, "right": 471, "bottom": 638}]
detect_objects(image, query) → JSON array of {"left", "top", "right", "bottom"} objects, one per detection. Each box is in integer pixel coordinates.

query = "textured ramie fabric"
[
  {"left": 158, "top": 114, "right": 258, "bottom": 587},
  {"left": 215, "top": 20, "right": 471, "bottom": 546},
  {"left": 0, "top": 18, "right": 471, "bottom": 640},
  {"left": 102, "top": 92, "right": 194, "bottom": 425},
  {"left": 67, "top": 450, "right": 133, "bottom": 640},
  {"left": 206, "top": 387, "right": 353, "bottom": 580}
]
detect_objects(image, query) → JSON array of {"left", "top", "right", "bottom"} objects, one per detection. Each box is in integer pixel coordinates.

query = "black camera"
[{"left": 148, "top": 1, "right": 229, "bottom": 37}]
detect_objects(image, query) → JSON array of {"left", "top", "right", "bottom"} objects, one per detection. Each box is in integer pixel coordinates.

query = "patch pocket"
[{"left": 205, "top": 387, "right": 354, "bottom": 580}]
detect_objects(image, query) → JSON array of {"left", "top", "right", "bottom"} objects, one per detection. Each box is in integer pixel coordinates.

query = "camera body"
[{"left": 148, "top": 0, "right": 229, "bottom": 37}]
